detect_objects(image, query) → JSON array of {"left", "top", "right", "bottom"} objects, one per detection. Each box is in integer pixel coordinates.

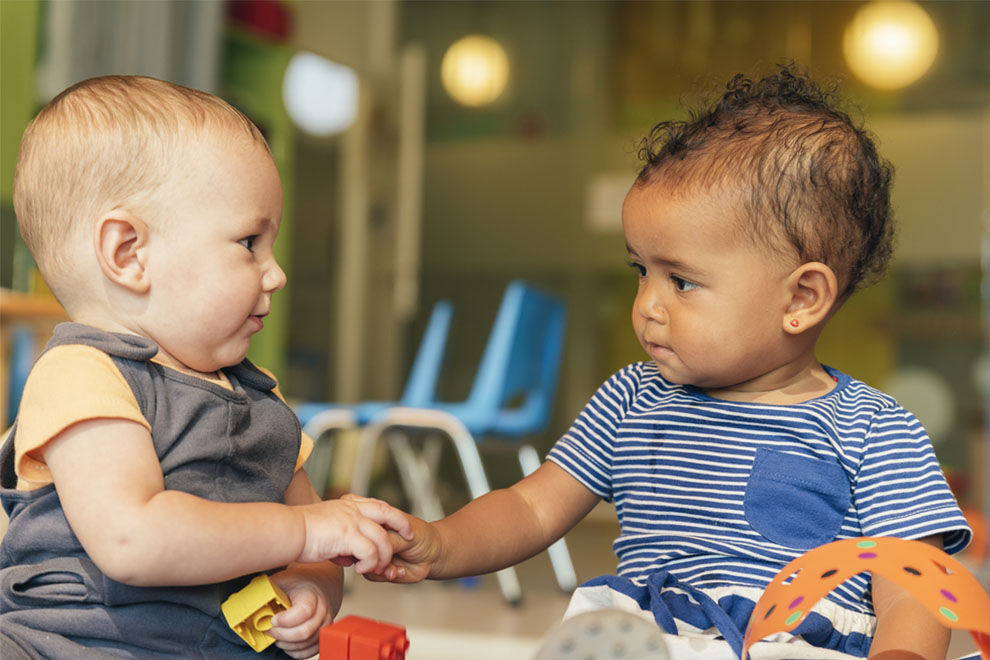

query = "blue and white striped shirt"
[{"left": 548, "top": 361, "right": 971, "bottom": 615}]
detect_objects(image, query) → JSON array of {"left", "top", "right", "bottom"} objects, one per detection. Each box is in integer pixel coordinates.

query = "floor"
[{"left": 334, "top": 503, "right": 987, "bottom": 660}]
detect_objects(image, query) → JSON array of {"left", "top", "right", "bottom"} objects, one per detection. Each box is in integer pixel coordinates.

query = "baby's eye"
[
  {"left": 671, "top": 275, "right": 697, "bottom": 291},
  {"left": 626, "top": 261, "right": 646, "bottom": 277},
  {"left": 238, "top": 235, "right": 257, "bottom": 252}
]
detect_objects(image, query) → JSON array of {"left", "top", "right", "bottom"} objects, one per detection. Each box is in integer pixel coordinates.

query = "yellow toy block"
[{"left": 222, "top": 574, "right": 291, "bottom": 652}]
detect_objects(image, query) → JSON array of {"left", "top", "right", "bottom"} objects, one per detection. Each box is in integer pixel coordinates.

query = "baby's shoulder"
[
  {"left": 823, "top": 368, "right": 904, "bottom": 415},
  {"left": 595, "top": 361, "right": 687, "bottom": 407},
  {"left": 25, "top": 342, "right": 128, "bottom": 395}
]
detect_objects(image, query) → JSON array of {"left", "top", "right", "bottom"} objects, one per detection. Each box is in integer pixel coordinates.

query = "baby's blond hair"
[{"left": 13, "top": 75, "right": 267, "bottom": 298}]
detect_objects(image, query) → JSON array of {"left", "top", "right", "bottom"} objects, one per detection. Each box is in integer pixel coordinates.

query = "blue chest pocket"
[{"left": 743, "top": 447, "right": 850, "bottom": 550}]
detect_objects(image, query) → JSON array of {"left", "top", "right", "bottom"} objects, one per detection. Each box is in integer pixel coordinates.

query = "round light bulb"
[
  {"left": 282, "top": 51, "right": 359, "bottom": 136},
  {"left": 843, "top": 1, "right": 938, "bottom": 90},
  {"left": 441, "top": 35, "right": 509, "bottom": 107}
]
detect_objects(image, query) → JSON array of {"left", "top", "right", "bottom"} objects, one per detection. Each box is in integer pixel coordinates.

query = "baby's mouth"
[{"left": 645, "top": 341, "right": 674, "bottom": 359}]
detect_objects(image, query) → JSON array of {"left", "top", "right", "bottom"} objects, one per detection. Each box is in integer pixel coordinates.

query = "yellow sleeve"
[
  {"left": 15, "top": 345, "right": 149, "bottom": 489},
  {"left": 296, "top": 432, "right": 315, "bottom": 472},
  {"left": 254, "top": 365, "right": 313, "bottom": 471}
]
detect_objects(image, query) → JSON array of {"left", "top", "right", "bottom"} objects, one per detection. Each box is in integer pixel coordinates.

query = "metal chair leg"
[
  {"left": 350, "top": 419, "right": 387, "bottom": 497},
  {"left": 386, "top": 432, "right": 445, "bottom": 521},
  {"left": 361, "top": 407, "right": 524, "bottom": 605},
  {"left": 416, "top": 411, "right": 523, "bottom": 605},
  {"left": 301, "top": 408, "right": 357, "bottom": 496}
]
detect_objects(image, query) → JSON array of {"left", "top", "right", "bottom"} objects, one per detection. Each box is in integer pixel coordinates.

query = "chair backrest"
[
  {"left": 399, "top": 299, "right": 454, "bottom": 406},
  {"left": 293, "top": 299, "right": 452, "bottom": 429},
  {"left": 463, "top": 280, "right": 567, "bottom": 437},
  {"left": 5, "top": 326, "right": 36, "bottom": 428}
]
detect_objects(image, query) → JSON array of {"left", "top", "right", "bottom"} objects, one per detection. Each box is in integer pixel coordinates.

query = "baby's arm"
[
  {"left": 385, "top": 461, "right": 599, "bottom": 582},
  {"left": 42, "top": 418, "right": 411, "bottom": 586},
  {"left": 265, "top": 470, "right": 349, "bottom": 659},
  {"left": 867, "top": 534, "right": 950, "bottom": 660}
]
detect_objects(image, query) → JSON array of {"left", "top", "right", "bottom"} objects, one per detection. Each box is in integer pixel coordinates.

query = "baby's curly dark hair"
[{"left": 636, "top": 64, "right": 895, "bottom": 297}]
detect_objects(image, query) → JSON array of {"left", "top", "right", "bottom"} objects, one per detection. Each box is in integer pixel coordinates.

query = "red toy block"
[{"left": 320, "top": 615, "right": 409, "bottom": 660}]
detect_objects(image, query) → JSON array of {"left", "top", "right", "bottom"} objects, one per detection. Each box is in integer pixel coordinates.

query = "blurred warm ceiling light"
[
  {"left": 441, "top": 35, "right": 509, "bottom": 107},
  {"left": 843, "top": 1, "right": 938, "bottom": 90}
]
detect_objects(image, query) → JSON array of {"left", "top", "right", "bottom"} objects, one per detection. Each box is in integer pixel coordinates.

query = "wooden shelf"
[{"left": 0, "top": 288, "right": 67, "bottom": 320}]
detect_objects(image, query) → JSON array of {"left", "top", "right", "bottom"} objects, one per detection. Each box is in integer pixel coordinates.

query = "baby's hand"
[
  {"left": 365, "top": 514, "right": 439, "bottom": 584},
  {"left": 267, "top": 573, "right": 330, "bottom": 659},
  {"left": 296, "top": 494, "right": 412, "bottom": 574}
]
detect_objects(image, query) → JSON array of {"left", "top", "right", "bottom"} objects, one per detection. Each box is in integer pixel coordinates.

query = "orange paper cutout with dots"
[{"left": 742, "top": 537, "right": 990, "bottom": 660}]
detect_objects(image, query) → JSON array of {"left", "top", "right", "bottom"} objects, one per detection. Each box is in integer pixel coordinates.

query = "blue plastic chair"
[
  {"left": 295, "top": 299, "right": 453, "bottom": 496},
  {"left": 350, "top": 279, "right": 575, "bottom": 604},
  {"left": 6, "top": 327, "right": 36, "bottom": 428}
]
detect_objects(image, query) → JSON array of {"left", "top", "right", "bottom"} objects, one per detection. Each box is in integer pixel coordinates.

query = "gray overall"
[{"left": 0, "top": 323, "right": 301, "bottom": 659}]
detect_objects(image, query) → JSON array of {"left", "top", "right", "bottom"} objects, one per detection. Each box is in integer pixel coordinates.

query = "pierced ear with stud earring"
[{"left": 789, "top": 318, "right": 800, "bottom": 328}]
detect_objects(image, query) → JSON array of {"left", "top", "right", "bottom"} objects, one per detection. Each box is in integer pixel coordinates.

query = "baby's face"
[
  {"left": 622, "top": 181, "right": 799, "bottom": 397},
  {"left": 139, "top": 131, "right": 286, "bottom": 375}
]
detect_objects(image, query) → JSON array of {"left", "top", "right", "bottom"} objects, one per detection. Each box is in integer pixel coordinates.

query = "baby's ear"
[
  {"left": 95, "top": 212, "right": 150, "bottom": 294},
  {"left": 783, "top": 262, "right": 838, "bottom": 335}
]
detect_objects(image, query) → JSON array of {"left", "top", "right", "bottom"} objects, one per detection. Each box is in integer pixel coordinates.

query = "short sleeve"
[
  {"left": 547, "top": 363, "right": 645, "bottom": 501},
  {"left": 295, "top": 432, "right": 314, "bottom": 472},
  {"left": 852, "top": 405, "right": 971, "bottom": 554},
  {"left": 15, "top": 344, "right": 149, "bottom": 488}
]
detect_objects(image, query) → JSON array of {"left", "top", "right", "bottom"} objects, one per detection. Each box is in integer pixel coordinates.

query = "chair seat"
[
  {"left": 392, "top": 401, "right": 545, "bottom": 438},
  {"left": 295, "top": 401, "right": 400, "bottom": 430},
  {"left": 294, "top": 402, "right": 347, "bottom": 429}
]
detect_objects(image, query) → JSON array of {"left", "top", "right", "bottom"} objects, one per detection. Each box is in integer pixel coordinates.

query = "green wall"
[
  {"left": 223, "top": 29, "right": 295, "bottom": 378},
  {"left": 1, "top": 0, "right": 40, "bottom": 290}
]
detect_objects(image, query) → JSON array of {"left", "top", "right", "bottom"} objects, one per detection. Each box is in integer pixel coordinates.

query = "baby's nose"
[
  {"left": 264, "top": 261, "right": 287, "bottom": 292},
  {"left": 637, "top": 292, "right": 668, "bottom": 324}
]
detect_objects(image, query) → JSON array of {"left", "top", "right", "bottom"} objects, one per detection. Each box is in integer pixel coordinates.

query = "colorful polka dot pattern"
[{"left": 741, "top": 537, "right": 990, "bottom": 660}]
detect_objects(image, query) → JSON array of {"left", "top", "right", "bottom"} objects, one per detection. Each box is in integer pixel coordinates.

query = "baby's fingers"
[
  {"left": 351, "top": 497, "right": 414, "bottom": 541},
  {"left": 388, "top": 528, "right": 414, "bottom": 554},
  {"left": 362, "top": 557, "right": 408, "bottom": 583},
  {"left": 270, "top": 596, "right": 313, "bottom": 630},
  {"left": 269, "top": 597, "right": 321, "bottom": 658},
  {"left": 350, "top": 518, "right": 396, "bottom": 574}
]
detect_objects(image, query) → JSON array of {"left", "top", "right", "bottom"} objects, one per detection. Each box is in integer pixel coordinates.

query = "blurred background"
[
  {"left": 0, "top": 2, "right": 987, "bottom": 645},
  {"left": 5, "top": 0, "right": 985, "bottom": 508}
]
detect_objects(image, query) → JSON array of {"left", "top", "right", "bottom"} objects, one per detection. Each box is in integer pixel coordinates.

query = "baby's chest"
[
  {"left": 610, "top": 424, "right": 756, "bottom": 507},
  {"left": 610, "top": 407, "right": 849, "bottom": 486},
  {"left": 610, "top": 413, "right": 857, "bottom": 547},
  {"left": 141, "top": 375, "right": 300, "bottom": 501}
]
